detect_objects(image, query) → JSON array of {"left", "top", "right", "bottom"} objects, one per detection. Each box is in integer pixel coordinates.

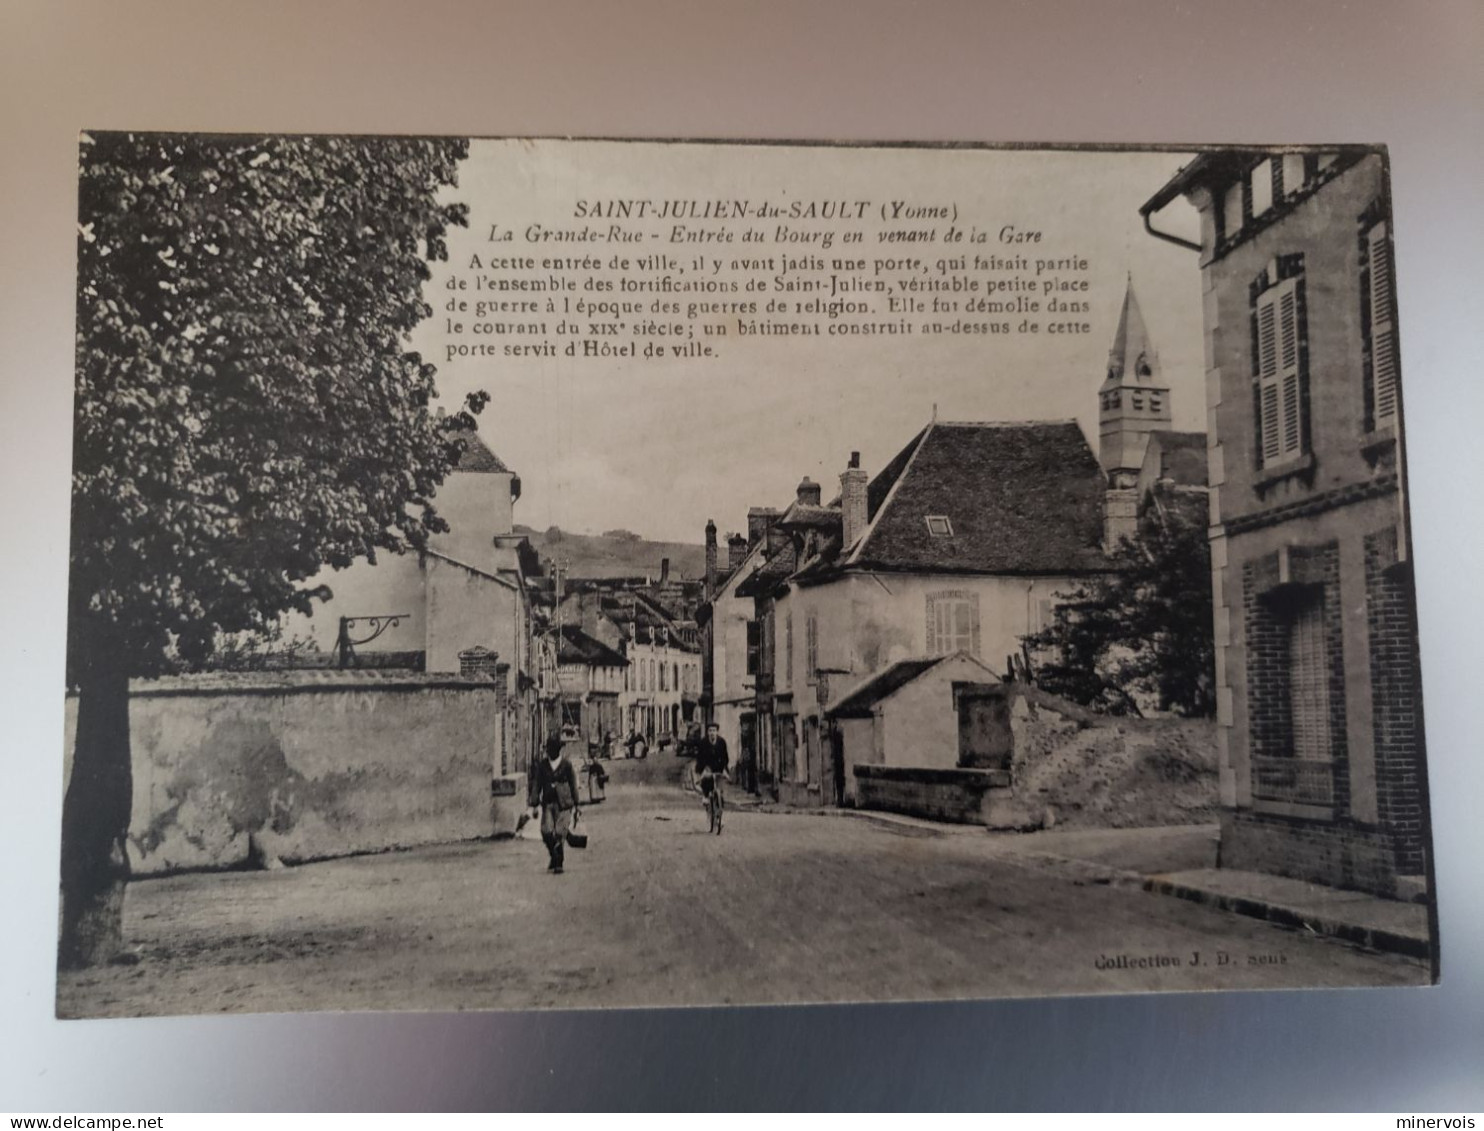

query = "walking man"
[{"left": 534, "top": 735, "right": 581, "bottom": 873}]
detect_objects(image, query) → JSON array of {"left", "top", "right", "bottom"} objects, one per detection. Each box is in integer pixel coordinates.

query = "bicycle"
[{"left": 699, "top": 768, "right": 727, "bottom": 835}]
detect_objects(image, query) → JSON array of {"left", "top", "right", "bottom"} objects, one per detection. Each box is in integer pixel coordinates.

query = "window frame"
[
  {"left": 1362, "top": 214, "right": 1398, "bottom": 432},
  {"left": 1249, "top": 257, "right": 1310, "bottom": 475}
]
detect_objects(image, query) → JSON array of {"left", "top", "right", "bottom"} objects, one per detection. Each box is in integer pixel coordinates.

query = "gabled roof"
[
  {"left": 842, "top": 420, "right": 1109, "bottom": 577},
  {"left": 554, "top": 624, "right": 628, "bottom": 668},
  {"left": 829, "top": 652, "right": 997, "bottom": 718},
  {"left": 449, "top": 426, "right": 512, "bottom": 474},
  {"left": 735, "top": 540, "right": 797, "bottom": 599},
  {"left": 777, "top": 502, "right": 841, "bottom": 531}
]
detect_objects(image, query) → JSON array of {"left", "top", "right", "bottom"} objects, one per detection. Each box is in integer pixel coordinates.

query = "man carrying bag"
[{"left": 533, "top": 735, "right": 582, "bottom": 874}]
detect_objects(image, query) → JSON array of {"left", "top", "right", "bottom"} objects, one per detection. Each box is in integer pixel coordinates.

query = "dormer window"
[
  {"left": 925, "top": 516, "right": 953, "bottom": 537},
  {"left": 1135, "top": 352, "right": 1152, "bottom": 378}
]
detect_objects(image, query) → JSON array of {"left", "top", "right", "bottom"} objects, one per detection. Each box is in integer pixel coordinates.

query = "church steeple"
[{"left": 1099, "top": 276, "right": 1171, "bottom": 486}]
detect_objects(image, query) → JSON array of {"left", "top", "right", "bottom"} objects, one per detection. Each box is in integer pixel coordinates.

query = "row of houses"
[
  {"left": 699, "top": 274, "right": 1199, "bottom": 809},
  {"left": 697, "top": 148, "right": 1429, "bottom": 901}
]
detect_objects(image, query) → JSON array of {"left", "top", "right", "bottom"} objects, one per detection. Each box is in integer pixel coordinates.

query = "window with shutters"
[
  {"left": 925, "top": 591, "right": 980, "bottom": 657},
  {"left": 1364, "top": 217, "right": 1398, "bottom": 430},
  {"left": 805, "top": 613, "right": 818, "bottom": 683},
  {"left": 1288, "top": 593, "right": 1331, "bottom": 764},
  {"left": 745, "top": 620, "right": 759, "bottom": 676},
  {"left": 1252, "top": 267, "right": 1308, "bottom": 470},
  {"left": 784, "top": 610, "right": 793, "bottom": 687}
]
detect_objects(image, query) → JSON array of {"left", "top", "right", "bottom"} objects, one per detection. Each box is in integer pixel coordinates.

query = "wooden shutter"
[
  {"left": 1368, "top": 221, "right": 1398, "bottom": 425},
  {"left": 785, "top": 612, "right": 793, "bottom": 686},
  {"left": 1288, "top": 594, "right": 1331, "bottom": 762},
  {"left": 1256, "top": 277, "right": 1303, "bottom": 465}
]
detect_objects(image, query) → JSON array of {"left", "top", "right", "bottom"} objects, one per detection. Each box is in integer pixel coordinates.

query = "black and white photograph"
[{"left": 56, "top": 135, "right": 1438, "bottom": 1019}]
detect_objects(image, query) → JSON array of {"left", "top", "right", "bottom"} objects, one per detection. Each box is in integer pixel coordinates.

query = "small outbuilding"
[{"left": 830, "top": 652, "right": 1032, "bottom": 824}]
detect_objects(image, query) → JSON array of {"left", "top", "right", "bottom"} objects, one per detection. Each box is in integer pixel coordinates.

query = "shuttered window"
[
  {"left": 1288, "top": 592, "right": 1331, "bottom": 763},
  {"left": 926, "top": 592, "right": 979, "bottom": 657},
  {"left": 1367, "top": 220, "right": 1398, "bottom": 427},
  {"left": 1255, "top": 275, "right": 1305, "bottom": 466},
  {"left": 784, "top": 611, "right": 793, "bottom": 687},
  {"left": 805, "top": 613, "right": 818, "bottom": 682}
]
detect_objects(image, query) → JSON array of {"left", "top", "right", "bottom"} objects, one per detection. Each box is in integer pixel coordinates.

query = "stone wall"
[
  {"left": 853, "top": 764, "right": 1012, "bottom": 825},
  {"left": 63, "top": 670, "right": 503, "bottom": 875}
]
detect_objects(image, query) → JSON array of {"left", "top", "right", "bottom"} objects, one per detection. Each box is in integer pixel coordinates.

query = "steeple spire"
[
  {"left": 1103, "top": 275, "right": 1160, "bottom": 388},
  {"left": 1098, "top": 276, "right": 1171, "bottom": 484}
]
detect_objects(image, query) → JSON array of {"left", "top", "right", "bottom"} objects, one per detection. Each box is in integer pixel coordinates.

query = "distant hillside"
[{"left": 514, "top": 525, "right": 706, "bottom": 580}]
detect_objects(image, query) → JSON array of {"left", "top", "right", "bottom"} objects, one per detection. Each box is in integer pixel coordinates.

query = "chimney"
[
  {"left": 580, "top": 591, "right": 599, "bottom": 637},
  {"left": 704, "top": 520, "right": 718, "bottom": 597},
  {"left": 796, "top": 476, "right": 821, "bottom": 506},
  {"left": 660, "top": 557, "right": 671, "bottom": 585},
  {"left": 727, "top": 533, "right": 748, "bottom": 572},
  {"left": 840, "top": 451, "right": 868, "bottom": 550},
  {"left": 746, "top": 506, "right": 779, "bottom": 546}
]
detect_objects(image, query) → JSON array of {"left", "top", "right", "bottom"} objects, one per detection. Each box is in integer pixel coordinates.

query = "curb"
[{"left": 1142, "top": 876, "right": 1431, "bottom": 960}]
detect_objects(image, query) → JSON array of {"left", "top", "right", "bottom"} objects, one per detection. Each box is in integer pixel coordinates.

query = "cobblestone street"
[{"left": 57, "top": 759, "right": 1427, "bottom": 1018}]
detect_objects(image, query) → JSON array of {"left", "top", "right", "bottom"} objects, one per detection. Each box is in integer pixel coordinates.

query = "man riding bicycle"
[{"left": 693, "top": 721, "right": 731, "bottom": 833}]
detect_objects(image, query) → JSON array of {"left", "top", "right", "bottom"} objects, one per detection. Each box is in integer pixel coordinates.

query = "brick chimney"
[
  {"left": 727, "top": 532, "right": 748, "bottom": 572},
  {"left": 797, "top": 476, "right": 821, "bottom": 506},
  {"left": 746, "top": 506, "right": 779, "bottom": 546},
  {"left": 704, "top": 519, "right": 718, "bottom": 597},
  {"left": 659, "top": 557, "right": 671, "bottom": 585},
  {"left": 840, "top": 451, "right": 869, "bottom": 550}
]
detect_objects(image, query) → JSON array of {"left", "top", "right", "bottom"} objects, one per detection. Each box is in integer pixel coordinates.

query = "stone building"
[
  {"left": 1141, "top": 148, "right": 1428, "bottom": 898},
  {"left": 738, "top": 422, "right": 1112, "bottom": 806}
]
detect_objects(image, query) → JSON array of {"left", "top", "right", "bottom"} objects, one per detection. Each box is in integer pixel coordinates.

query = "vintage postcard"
[{"left": 59, "top": 136, "right": 1437, "bottom": 1017}]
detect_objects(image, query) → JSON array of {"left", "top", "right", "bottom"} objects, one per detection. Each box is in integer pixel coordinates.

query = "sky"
[{"left": 410, "top": 140, "right": 1205, "bottom": 548}]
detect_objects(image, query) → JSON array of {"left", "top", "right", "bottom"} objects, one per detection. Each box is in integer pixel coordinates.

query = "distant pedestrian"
[{"left": 534, "top": 735, "right": 581, "bottom": 874}]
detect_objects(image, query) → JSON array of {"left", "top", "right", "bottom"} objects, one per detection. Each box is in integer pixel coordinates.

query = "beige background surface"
[{"left": 2, "top": 0, "right": 1480, "bottom": 1111}]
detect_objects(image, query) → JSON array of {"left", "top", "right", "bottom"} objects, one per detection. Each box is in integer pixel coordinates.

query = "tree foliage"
[
  {"left": 63, "top": 132, "right": 477, "bottom": 966},
  {"left": 1023, "top": 490, "right": 1215, "bottom": 717},
  {"left": 72, "top": 132, "right": 480, "bottom": 673}
]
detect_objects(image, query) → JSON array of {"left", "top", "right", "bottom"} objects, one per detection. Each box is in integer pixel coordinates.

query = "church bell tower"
[{"left": 1098, "top": 278, "right": 1172, "bottom": 489}]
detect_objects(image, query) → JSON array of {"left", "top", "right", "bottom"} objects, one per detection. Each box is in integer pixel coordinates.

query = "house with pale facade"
[
  {"left": 538, "top": 624, "right": 627, "bottom": 746},
  {"left": 281, "top": 422, "right": 540, "bottom": 775},
  {"left": 556, "top": 584, "right": 702, "bottom": 745},
  {"left": 738, "top": 420, "right": 1113, "bottom": 806},
  {"left": 1140, "top": 147, "right": 1428, "bottom": 899}
]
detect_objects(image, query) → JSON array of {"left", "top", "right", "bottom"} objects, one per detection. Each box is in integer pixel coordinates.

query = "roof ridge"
[
  {"left": 934, "top": 418, "right": 1081, "bottom": 428},
  {"left": 845, "top": 423, "right": 934, "bottom": 567}
]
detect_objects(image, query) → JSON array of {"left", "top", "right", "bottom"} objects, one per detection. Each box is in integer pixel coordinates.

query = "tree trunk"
[{"left": 59, "top": 649, "right": 132, "bottom": 970}]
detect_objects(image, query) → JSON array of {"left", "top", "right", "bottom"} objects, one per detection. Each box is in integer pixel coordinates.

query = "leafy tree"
[
  {"left": 1023, "top": 489, "right": 1215, "bottom": 717},
  {"left": 64, "top": 132, "right": 480, "bottom": 968}
]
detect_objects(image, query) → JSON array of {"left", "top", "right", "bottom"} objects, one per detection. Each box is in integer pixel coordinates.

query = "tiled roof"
[
  {"left": 847, "top": 421, "right": 1109, "bottom": 576},
  {"left": 555, "top": 625, "right": 628, "bottom": 668},
  {"left": 827, "top": 654, "right": 1000, "bottom": 718},
  {"left": 778, "top": 503, "right": 842, "bottom": 530},
  {"left": 449, "top": 426, "right": 512, "bottom": 474},
  {"left": 735, "top": 541, "right": 797, "bottom": 599}
]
